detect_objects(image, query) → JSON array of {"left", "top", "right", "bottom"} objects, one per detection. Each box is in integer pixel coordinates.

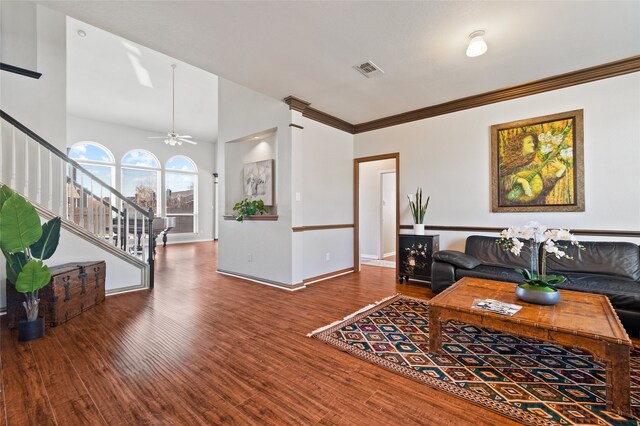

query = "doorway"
[{"left": 354, "top": 153, "right": 399, "bottom": 274}]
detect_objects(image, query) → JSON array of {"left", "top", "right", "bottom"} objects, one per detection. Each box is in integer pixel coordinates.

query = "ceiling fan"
[{"left": 148, "top": 64, "right": 198, "bottom": 146}]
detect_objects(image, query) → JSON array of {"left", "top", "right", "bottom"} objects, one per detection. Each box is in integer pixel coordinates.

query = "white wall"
[
  {"left": 0, "top": 4, "right": 67, "bottom": 151},
  {"left": 1, "top": 2, "right": 37, "bottom": 72},
  {"left": 298, "top": 117, "right": 354, "bottom": 281},
  {"left": 217, "top": 83, "right": 355, "bottom": 286},
  {"left": 217, "top": 77, "right": 294, "bottom": 285},
  {"left": 359, "top": 159, "right": 395, "bottom": 259},
  {"left": 382, "top": 172, "right": 396, "bottom": 257},
  {"left": 354, "top": 73, "right": 640, "bottom": 249},
  {"left": 67, "top": 115, "right": 217, "bottom": 243}
]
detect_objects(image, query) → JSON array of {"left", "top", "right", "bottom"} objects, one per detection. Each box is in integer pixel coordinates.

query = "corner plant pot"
[
  {"left": 18, "top": 317, "right": 45, "bottom": 341},
  {"left": 413, "top": 224, "right": 425, "bottom": 235},
  {"left": 515, "top": 285, "right": 560, "bottom": 306}
]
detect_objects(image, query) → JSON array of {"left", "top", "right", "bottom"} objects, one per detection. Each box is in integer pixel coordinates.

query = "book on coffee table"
[{"left": 472, "top": 298, "right": 522, "bottom": 316}]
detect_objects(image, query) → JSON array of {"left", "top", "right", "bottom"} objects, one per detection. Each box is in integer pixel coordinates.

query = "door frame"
[{"left": 354, "top": 153, "right": 400, "bottom": 277}]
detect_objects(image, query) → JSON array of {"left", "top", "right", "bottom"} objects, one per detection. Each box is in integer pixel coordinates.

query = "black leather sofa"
[{"left": 432, "top": 235, "right": 640, "bottom": 335}]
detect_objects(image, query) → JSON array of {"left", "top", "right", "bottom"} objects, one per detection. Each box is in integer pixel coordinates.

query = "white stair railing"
[{"left": 0, "top": 110, "right": 154, "bottom": 287}]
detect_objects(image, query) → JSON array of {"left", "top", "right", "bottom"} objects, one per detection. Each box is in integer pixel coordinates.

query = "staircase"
[{"left": 0, "top": 110, "right": 154, "bottom": 289}]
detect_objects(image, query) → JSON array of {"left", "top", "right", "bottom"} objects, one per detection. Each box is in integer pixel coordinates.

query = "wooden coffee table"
[{"left": 428, "top": 277, "right": 633, "bottom": 416}]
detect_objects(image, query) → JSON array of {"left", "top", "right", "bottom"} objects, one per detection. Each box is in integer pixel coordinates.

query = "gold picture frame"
[{"left": 491, "top": 109, "right": 584, "bottom": 212}]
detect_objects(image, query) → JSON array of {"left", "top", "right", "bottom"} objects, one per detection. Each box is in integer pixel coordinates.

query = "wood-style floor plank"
[
  {"left": 1, "top": 242, "right": 527, "bottom": 425},
  {"left": 0, "top": 326, "right": 56, "bottom": 426}
]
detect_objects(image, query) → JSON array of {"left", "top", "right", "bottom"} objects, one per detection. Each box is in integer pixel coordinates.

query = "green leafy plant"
[
  {"left": 0, "top": 185, "right": 61, "bottom": 321},
  {"left": 232, "top": 198, "right": 267, "bottom": 222},
  {"left": 407, "top": 188, "right": 430, "bottom": 224}
]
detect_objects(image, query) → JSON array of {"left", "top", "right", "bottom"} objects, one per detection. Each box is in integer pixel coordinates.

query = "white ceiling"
[
  {"left": 66, "top": 17, "right": 218, "bottom": 143},
  {"left": 54, "top": 1, "right": 639, "bottom": 125}
]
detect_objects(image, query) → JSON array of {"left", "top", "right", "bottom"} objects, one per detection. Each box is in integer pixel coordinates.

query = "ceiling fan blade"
[
  {"left": 179, "top": 135, "right": 192, "bottom": 139},
  {"left": 178, "top": 138, "right": 198, "bottom": 145}
]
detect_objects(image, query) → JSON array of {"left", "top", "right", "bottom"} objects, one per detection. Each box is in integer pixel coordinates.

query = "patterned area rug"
[{"left": 309, "top": 294, "right": 640, "bottom": 426}]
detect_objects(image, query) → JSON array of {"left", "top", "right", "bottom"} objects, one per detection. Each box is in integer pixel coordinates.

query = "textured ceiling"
[{"left": 50, "top": 1, "right": 640, "bottom": 124}]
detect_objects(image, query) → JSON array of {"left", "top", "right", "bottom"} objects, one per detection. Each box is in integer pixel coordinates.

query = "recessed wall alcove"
[{"left": 224, "top": 127, "right": 278, "bottom": 219}]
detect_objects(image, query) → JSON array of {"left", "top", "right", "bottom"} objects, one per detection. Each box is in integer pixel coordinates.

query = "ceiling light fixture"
[
  {"left": 77, "top": 29, "right": 87, "bottom": 38},
  {"left": 466, "top": 30, "right": 487, "bottom": 57}
]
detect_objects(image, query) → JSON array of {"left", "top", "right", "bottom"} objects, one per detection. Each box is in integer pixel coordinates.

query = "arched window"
[
  {"left": 165, "top": 155, "right": 198, "bottom": 233},
  {"left": 121, "top": 149, "right": 161, "bottom": 215},
  {"left": 68, "top": 142, "right": 115, "bottom": 186}
]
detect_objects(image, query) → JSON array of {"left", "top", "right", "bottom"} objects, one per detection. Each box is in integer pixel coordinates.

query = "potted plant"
[
  {"left": 407, "top": 188, "right": 429, "bottom": 235},
  {"left": 0, "top": 185, "right": 61, "bottom": 341},
  {"left": 498, "top": 221, "right": 582, "bottom": 305},
  {"left": 232, "top": 198, "right": 268, "bottom": 222}
]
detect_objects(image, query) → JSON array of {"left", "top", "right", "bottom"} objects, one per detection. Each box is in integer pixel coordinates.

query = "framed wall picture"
[
  {"left": 243, "top": 159, "right": 274, "bottom": 205},
  {"left": 491, "top": 109, "right": 584, "bottom": 212}
]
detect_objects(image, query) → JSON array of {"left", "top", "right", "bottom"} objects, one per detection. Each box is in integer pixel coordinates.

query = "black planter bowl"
[{"left": 18, "top": 317, "right": 45, "bottom": 341}]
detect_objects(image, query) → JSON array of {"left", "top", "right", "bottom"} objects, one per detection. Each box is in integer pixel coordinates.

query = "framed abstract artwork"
[
  {"left": 243, "top": 159, "right": 274, "bottom": 205},
  {"left": 491, "top": 109, "right": 584, "bottom": 212}
]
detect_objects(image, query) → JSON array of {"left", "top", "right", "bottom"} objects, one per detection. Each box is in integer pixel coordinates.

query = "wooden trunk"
[{"left": 6, "top": 261, "right": 106, "bottom": 329}]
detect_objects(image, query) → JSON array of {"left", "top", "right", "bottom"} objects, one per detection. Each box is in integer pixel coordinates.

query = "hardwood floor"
[{"left": 1, "top": 242, "right": 521, "bottom": 425}]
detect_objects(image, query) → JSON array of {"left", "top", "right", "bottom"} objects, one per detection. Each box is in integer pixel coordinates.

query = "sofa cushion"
[
  {"left": 456, "top": 265, "right": 524, "bottom": 284},
  {"left": 465, "top": 235, "right": 529, "bottom": 270},
  {"left": 547, "top": 241, "right": 640, "bottom": 281},
  {"left": 555, "top": 272, "right": 640, "bottom": 309},
  {"left": 433, "top": 250, "right": 481, "bottom": 269}
]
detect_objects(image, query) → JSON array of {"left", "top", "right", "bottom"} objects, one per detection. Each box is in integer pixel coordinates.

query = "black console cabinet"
[{"left": 398, "top": 234, "right": 440, "bottom": 283}]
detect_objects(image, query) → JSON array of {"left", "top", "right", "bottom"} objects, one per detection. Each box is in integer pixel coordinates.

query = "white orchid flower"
[
  {"left": 552, "top": 134, "right": 564, "bottom": 145},
  {"left": 541, "top": 143, "right": 554, "bottom": 154},
  {"left": 555, "top": 229, "right": 574, "bottom": 241},
  {"left": 544, "top": 229, "right": 558, "bottom": 240},
  {"left": 560, "top": 148, "right": 573, "bottom": 160},
  {"left": 510, "top": 238, "right": 523, "bottom": 255},
  {"left": 500, "top": 227, "right": 518, "bottom": 239},
  {"left": 519, "top": 227, "right": 534, "bottom": 240}
]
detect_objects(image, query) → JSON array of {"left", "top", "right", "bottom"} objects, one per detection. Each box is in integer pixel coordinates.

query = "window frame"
[
  {"left": 121, "top": 149, "right": 162, "bottom": 216},
  {"left": 68, "top": 141, "right": 116, "bottom": 188},
  {"left": 164, "top": 155, "right": 198, "bottom": 234}
]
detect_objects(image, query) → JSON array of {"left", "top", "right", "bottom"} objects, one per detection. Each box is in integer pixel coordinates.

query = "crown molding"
[
  {"left": 303, "top": 106, "right": 355, "bottom": 133},
  {"left": 354, "top": 55, "right": 640, "bottom": 133},
  {"left": 284, "top": 55, "right": 640, "bottom": 135},
  {"left": 283, "top": 96, "right": 355, "bottom": 133},
  {"left": 283, "top": 96, "right": 310, "bottom": 113}
]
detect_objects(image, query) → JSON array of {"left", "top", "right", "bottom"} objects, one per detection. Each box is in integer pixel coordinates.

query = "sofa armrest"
[{"left": 432, "top": 250, "right": 481, "bottom": 270}]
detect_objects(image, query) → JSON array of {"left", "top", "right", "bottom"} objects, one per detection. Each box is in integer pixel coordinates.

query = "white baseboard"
[
  {"left": 217, "top": 269, "right": 306, "bottom": 292},
  {"left": 360, "top": 254, "right": 378, "bottom": 260},
  {"left": 163, "top": 238, "right": 215, "bottom": 245},
  {"left": 383, "top": 251, "right": 396, "bottom": 258}
]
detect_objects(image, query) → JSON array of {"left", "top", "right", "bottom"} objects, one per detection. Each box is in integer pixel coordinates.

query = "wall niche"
[{"left": 224, "top": 128, "right": 278, "bottom": 219}]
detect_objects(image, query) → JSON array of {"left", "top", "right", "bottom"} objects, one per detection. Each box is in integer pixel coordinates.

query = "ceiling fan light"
[{"left": 466, "top": 30, "right": 488, "bottom": 57}]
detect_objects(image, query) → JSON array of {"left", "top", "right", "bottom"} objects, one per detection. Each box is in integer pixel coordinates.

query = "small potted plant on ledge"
[
  {"left": 232, "top": 198, "right": 268, "bottom": 222},
  {"left": 0, "top": 185, "right": 61, "bottom": 341},
  {"left": 408, "top": 188, "right": 430, "bottom": 235},
  {"left": 498, "top": 221, "right": 582, "bottom": 305}
]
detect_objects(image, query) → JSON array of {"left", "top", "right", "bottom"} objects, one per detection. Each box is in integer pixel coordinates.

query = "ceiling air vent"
[{"left": 354, "top": 60, "right": 384, "bottom": 78}]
